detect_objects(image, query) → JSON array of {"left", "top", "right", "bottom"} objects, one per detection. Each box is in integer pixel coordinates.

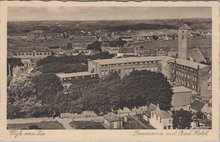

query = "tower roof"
[{"left": 179, "top": 24, "right": 192, "bottom": 30}]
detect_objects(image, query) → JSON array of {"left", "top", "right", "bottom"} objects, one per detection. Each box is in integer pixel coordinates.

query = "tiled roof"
[
  {"left": 151, "top": 107, "right": 172, "bottom": 118},
  {"left": 145, "top": 103, "right": 157, "bottom": 117},
  {"left": 103, "top": 112, "right": 121, "bottom": 122},
  {"left": 56, "top": 72, "right": 97, "bottom": 78},
  {"left": 190, "top": 100, "right": 205, "bottom": 111},
  {"left": 198, "top": 46, "right": 212, "bottom": 62},
  {"left": 92, "top": 56, "right": 173, "bottom": 65},
  {"left": 179, "top": 24, "right": 192, "bottom": 30},
  {"left": 190, "top": 47, "right": 206, "bottom": 63}
]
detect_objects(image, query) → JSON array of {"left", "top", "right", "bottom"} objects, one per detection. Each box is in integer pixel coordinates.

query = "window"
[
  {"left": 169, "top": 119, "right": 172, "bottom": 124},
  {"left": 156, "top": 115, "right": 158, "bottom": 120},
  {"left": 208, "top": 84, "right": 211, "bottom": 91},
  {"left": 168, "top": 126, "right": 171, "bottom": 129},
  {"left": 160, "top": 118, "right": 162, "bottom": 123},
  {"left": 182, "top": 35, "right": 184, "bottom": 39},
  {"left": 101, "top": 71, "right": 104, "bottom": 76},
  {"left": 164, "top": 126, "right": 167, "bottom": 129}
]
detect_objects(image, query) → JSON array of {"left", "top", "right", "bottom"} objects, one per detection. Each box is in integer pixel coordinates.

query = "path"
[
  {"left": 55, "top": 117, "right": 74, "bottom": 129},
  {"left": 8, "top": 117, "right": 55, "bottom": 124},
  {"left": 8, "top": 117, "right": 75, "bottom": 129}
]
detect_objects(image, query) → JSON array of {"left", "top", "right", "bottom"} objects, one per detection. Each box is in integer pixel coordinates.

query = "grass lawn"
[
  {"left": 7, "top": 121, "right": 65, "bottom": 130},
  {"left": 70, "top": 121, "right": 105, "bottom": 129}
]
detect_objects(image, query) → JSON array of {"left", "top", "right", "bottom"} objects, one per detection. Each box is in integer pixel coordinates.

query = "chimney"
[{"left": 156, "top": 104, "right": 160, "bottom": 110}]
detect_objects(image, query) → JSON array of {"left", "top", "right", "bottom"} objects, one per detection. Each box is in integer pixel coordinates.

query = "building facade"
[
  {"left": 16, "top": 48, "right": 52, "bottom": 59},
  {"left": 169, "top": 59, "right": 210, "bottom": 98},
  {"left": 88, "top": 56, "right": 172, "bottom": 78},
  {"left": 73, "top": 35, "right": 97, "bottom": 50},
  {"left": 149, "top": 104, "right": 173, "bottom": 129},
  {"left": 56, "top": 72, "right": 99, "bottom": 90},
  {"left": 103, "top": 113, "right": 123, "bottom": 129}
]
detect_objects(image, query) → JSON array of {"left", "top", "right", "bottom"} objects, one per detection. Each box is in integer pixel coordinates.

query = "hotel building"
[{"left": 88, "top": 56, "right": 172, "bottom": 79}]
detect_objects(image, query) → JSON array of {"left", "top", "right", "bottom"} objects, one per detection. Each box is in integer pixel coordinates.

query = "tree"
[
  {"left": 152, "top": 35, "right": 159, "bottom": 41},
  {"left": 32, "top": 73, "right": 63, "bottom": 105},
  {"left": 73, "top": 70, "right": 173, "bottom": 114},
  {"left": 172, "top": 109, "right": 193, "bottom": 129},
  {"left": 7, "top": 57, "right": 24, "bottom": 75},
  {"left": 87, "top": 41, "right": 102, "bottom": 51}
]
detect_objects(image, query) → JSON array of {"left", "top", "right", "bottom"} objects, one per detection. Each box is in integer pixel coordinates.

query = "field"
[{"left": 7, "top": 121, "right": 65, "bottom": 130}]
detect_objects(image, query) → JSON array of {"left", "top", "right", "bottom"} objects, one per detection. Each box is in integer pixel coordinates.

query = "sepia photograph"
[{"left": 4, "top": 2, "right": 217, "bottom": 135}]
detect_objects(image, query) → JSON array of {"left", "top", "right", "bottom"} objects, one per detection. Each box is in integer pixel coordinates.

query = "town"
[{"left": 7, "top": 19, "right": 212, "bottom": 130}]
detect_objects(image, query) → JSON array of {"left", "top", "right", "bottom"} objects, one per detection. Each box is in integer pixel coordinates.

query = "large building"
[
  {"left": 73, "top": 35, "right": 97, "bottom": 50},
  {"left": 15, "top": 48, "right": 52, "bottom": 59},
  {"left": 169, "top": 59, "right": 211, "bottom": 99},
  {"left": 88, "top": 56, "right": 172, "bottom": 79}
]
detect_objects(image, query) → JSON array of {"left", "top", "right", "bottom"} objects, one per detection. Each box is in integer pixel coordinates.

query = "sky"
[{"left": 8, "top": 7, "right": 211, "bottom": 21}]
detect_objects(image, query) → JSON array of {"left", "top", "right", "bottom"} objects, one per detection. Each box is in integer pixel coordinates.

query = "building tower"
[{"left": 178, "top": 24, "right": 192, "bottom": 60}]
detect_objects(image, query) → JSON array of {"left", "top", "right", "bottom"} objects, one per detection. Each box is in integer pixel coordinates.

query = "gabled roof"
[
  {"left": 103, "top": 112, "right": 121, "bottom": 122},
  {"left": 179, "top": 24, "right": 192, "bottom": 30},
  {"left": 145, "top": 103, "right": 157, "bottom": 117},
  {"left": 198, "top": 46, "right": 212, "bottom": 62},
  {"left": 190, "top": 100, "right": 205, "bottom": 111},
  {"left": 151, "top": 107, "right": 172, "bottom": 119},
  {"left": 190, "top": 47, "right": 206, "bottom": 63}
]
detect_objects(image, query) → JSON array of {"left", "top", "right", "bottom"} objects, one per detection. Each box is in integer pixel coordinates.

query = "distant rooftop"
[
  {"left": 91, "top": 56, "right": 173, "bottom": 65},
  {"left": 179, "top": 24, "right": 192, "bottom": 30},
  {"left": 16, "top": 47, "right": 51, "bottom": 52},
  {"left": 190, "top": 100, "right": 205, "bottom": 111},
  {"left": 103, "top": 112, "right": 121, "bottom": 122},
  {"left": 118, "top": 47, "right": 135, "bottom": 54},
  {"left": 56, "top": 71, "right": 97, "bottom": 78}
]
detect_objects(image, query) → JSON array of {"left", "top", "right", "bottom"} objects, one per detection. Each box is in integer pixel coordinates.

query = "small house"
[
  {"left": 103, "top": 112, "right": 122, "bottom": 129},
  {"left": 149, "top": 104, "right": 173, "bottom": 129}
]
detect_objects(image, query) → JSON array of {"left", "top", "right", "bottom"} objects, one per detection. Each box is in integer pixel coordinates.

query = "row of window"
[
  {"left": 172, "top": 70, "right": 198, "bottom": 81},
  {"left": 100, "top": 66, "right": 159, "bottom": 76},
  {"left": 101, "top": 61, "right": 159, "bottom": 68},
  {"left": 62, "top": 75, "right": 98, "bottom": 81},
  {"left": 171, "top": 63, "right": 198, "bottom": 72},
  {"left": 17, "top": 52, "right": 51, "bottom": 56},
  {"left": 175, "top": 77, "right": 198, "bottom": 91}
]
